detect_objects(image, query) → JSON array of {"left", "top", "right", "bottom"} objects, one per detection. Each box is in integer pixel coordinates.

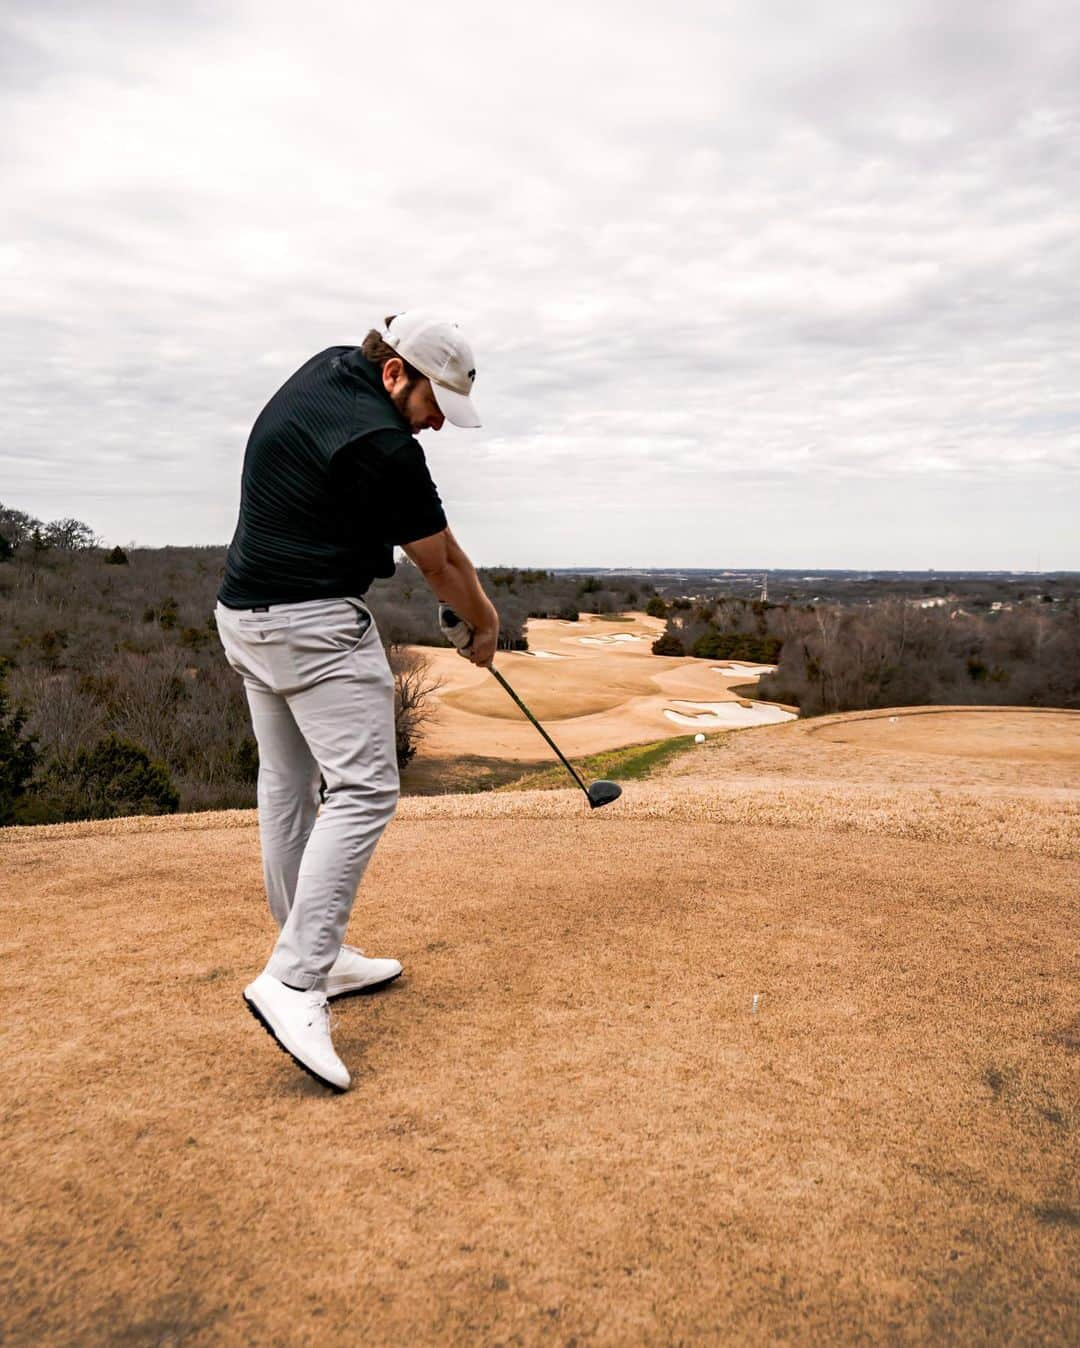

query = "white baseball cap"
[{"left": 383, "top": 310, "right": 481, "bottom": 428}]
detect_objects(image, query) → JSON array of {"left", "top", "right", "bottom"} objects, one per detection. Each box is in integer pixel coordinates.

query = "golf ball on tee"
[{"left": 694, "top": 733, "right": 705, "bottom": 744}]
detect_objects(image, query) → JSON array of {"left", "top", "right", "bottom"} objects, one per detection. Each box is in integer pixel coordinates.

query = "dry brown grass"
[{"left": 2, "top": 706, "right": 1078, "bottom": 1345}]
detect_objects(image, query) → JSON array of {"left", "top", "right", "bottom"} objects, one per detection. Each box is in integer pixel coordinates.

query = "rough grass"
[
  {"left": 12, "top": 776, "right": 1076, "bottom": 860},
  {"left": 399, "top": 752, "right": 544, "bottom": 796}
]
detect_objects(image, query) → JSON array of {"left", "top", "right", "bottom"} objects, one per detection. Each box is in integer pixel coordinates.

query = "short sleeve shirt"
[
  {"left": 217, "top": 348, "right": 448, "bottom": 608},
  {"left": 329, "top": 428, "right": 448, "bottom": 549}
]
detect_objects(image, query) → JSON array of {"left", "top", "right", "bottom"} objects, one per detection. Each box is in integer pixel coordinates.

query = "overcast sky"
[{"left": 3, "top": 0, "right": 1078, "bottom": 569}]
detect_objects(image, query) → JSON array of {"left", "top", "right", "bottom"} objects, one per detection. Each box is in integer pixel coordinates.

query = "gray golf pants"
[{"left": 214, "top": 595, "right": 400, "bottom": 991}]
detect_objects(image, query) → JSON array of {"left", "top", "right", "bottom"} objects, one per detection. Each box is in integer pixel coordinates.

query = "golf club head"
[{"left": 587, "top": 780, "right": 622, "bottom": 809}]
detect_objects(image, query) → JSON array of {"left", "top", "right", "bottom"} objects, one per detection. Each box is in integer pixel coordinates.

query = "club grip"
[{"left": 438, "top": 602, "right": 475, "bottom": 653}]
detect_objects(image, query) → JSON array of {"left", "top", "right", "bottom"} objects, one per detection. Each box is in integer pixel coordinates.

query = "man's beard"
[{"left": 389, "top": 377, "right": 419, "bottom": 421}]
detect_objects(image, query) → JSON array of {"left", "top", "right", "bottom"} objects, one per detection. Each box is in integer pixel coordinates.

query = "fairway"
[
  {"left": 2, "top": 708, "right": 1077, "bottom": 1344},
  {"left": 807, "top": 705, "right": 1080, "bottom": 765},
  {"left": 406, "top": 610, "right": 796, "bottom": 761}
]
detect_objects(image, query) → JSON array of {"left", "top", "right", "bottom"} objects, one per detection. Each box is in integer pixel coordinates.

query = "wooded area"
[
  {"left": 0, "top": 503, "right": 648, "bottom": 824},
  {"left": 652, "top": 593, "right": 1079, "bottom": 715}
]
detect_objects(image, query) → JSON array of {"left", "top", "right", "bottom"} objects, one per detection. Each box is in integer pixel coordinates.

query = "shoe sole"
[
  {"left": 243, "top": 993, "right": 349, "bottom": 1094},
  {"left": 325, "top": 969, "right": 404, "bottom": 1001}
]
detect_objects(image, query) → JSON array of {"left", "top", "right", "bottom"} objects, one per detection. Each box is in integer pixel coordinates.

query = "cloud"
[{"left": 2, "top": 0, "right": 1078, "bottom": 567}]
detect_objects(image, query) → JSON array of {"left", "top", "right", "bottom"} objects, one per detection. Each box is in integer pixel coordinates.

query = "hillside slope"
[{"left": 2, "top": 708, "right": 1077, "bottom": 1345}]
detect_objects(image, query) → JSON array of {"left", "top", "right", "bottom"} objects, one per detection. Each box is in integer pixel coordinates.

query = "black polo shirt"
[{"left": 217, "top": 347, "right": 447, "bottom": 608}]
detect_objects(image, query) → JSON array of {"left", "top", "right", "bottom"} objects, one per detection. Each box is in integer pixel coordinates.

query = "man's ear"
[{"left": 382, "top": 357, "right": 404, "bottom": 391}]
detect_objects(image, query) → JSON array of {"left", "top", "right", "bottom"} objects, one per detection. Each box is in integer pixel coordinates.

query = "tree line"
[
  {"left": 755, "top": 597, "right": 1079, "bottom": 715},
  {"left": 648, "top": 596, "right": 784, "bottom": 664},
  {"left": 650, "top": 593, "right": 1079, "bottom": 714},
  {"left": 0, "top": 502, "right": 652, "bottom": 825}
]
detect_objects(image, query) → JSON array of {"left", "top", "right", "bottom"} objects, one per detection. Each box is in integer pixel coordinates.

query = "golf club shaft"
[{"left": 488, "top": 665, "right": 591, "bottom": 797}]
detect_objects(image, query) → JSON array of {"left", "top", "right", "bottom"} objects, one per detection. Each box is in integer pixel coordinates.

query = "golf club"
[{"left": 438, "top": 605, "right": 622, "bottom": 810}]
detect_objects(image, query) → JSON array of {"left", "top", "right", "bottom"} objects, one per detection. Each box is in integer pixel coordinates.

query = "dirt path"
[{"left": 2, "top": 706, "right": 1078, "bottom": 1344}]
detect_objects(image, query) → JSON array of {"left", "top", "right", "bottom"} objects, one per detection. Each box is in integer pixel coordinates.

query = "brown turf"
[{"left": 1, "top": 707, "right": 1077, "bottom": 1344}]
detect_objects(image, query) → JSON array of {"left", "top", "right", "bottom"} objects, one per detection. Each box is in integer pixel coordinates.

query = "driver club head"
[
  {"left": 586, "top": 779, "right": 622, "bottom": 809},
  {"left": 482, "top": 659, "right": 622, "bottom": 814}
]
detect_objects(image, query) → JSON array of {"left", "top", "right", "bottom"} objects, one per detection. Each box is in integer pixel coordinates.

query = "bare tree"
[
  {"left": 8, "top": 668, "right": 108, "bottom": 769},
  {"left": 0, "top": 504, "right": 42, "bottom": 551},
  {"left": 43, "top": 518, "right": 100, "bottom": 551},
  {"left": 105, "top": 647, "right": 191, "bottom": 765},
  {"left": 389, "top": 644, "right": 445, "bottom": 767}
]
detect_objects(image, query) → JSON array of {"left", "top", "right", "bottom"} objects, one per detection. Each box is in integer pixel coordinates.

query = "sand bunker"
[
  {"left": 712, "top": 662, "right": 777, "bottom": 677},
  {"left": 516, "top": 649, "right": 567, "bottom": 660},
  {"left": 577, "top": 633, "right": 647, "bottom": 646},
  {"left": 663, "top": 699, "right": 797, "bottom": 729}
]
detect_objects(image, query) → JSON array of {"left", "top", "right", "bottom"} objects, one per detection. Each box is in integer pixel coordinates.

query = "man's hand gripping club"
[
  {"left": 436, "top": 603, "right": 498, "bottom": 665},
  {"left": 439, "top": 604, "right": 496, "bottom": 668}
]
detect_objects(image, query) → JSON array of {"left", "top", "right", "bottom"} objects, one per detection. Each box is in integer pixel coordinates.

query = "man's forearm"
[{"left": 423, "top": 555, "right": 499, "bottom": 634}]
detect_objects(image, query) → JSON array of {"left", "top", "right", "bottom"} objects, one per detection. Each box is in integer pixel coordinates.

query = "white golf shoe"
[
  {"left": 326, "top": 944, "right": 403, "bottom": 999},
  {"left": 243, "top": 972, "right": 350, "bottom": 1092}
]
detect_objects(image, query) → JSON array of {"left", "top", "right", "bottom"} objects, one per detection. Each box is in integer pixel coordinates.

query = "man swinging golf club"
[{"left": 215, "top": 310, "right": 499, "bottom": 1092}]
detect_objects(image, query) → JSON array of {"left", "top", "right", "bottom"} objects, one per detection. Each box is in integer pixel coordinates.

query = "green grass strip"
[{"left": 497, "top": 734, "right": 700, "bottom": 793}]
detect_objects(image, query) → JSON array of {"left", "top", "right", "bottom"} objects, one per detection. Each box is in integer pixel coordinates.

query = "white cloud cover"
[{"left": 2, "top": 0, "right": 1078, "bottom": 567}]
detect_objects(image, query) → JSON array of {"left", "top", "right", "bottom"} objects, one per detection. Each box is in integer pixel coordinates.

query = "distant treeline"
[
  {"left": 649, "top": 596, "right": 783, "bottom": 664},
  {"left": 4, "top": 498, "right": 1076, "bottom": 828},
  {"left": 621, "top": 569, "right": 1080, "bottom": 610},
  {"left": 652, "top": 595, "right": 1080, "bottom": 715},
  {"left": 0, "top": 502, "right": 654, "bottom": 825},
  {"left": 758, "top": 598, "right": 1080, "bottom": 715}
]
